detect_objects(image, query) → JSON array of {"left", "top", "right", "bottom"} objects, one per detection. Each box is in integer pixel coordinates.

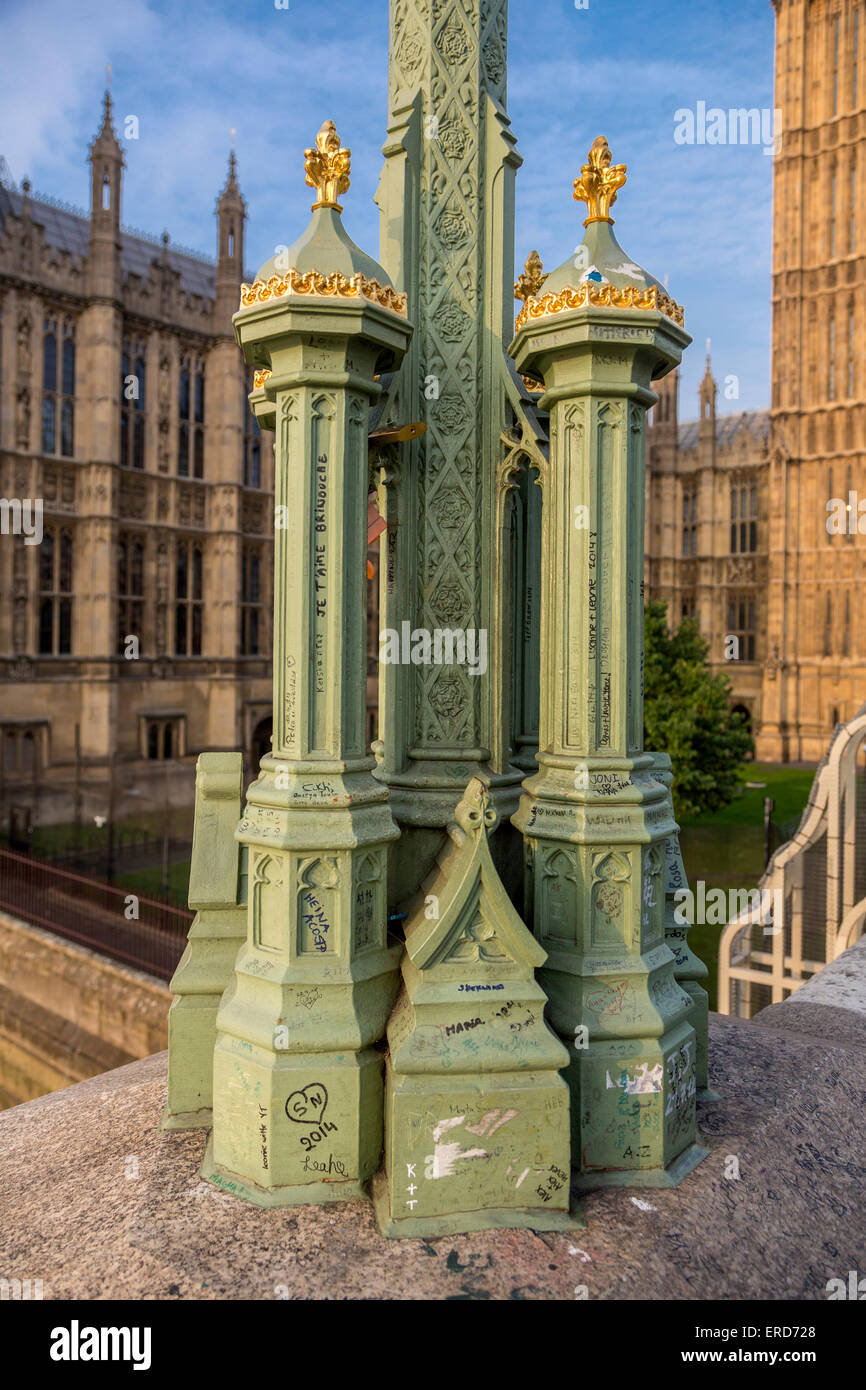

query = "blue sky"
[{"left": 0, "top": 0, "right": 776, "bottom": 416}]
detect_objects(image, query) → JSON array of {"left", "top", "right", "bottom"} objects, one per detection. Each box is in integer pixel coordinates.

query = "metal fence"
[
  {"left": 719, "top": 705, "right": 866, "bottom": 1017},
  {"left": 0, "top": 847, "right": 193, "bottom": 982}
]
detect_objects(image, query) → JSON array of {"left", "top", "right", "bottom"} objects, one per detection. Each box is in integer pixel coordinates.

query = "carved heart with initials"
[{"left": 285, "top": 1084, "right": 328, "bottom": 1125}]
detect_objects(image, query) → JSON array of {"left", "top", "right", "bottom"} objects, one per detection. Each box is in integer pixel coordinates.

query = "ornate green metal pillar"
[
  {"left": 202, "top": 124, "right": 413, "bottom": 1205},
  {"left": 374, "top": 0, "right": 531, "bottom": 902},
  {"left": 510, "top": 139, "right": 707, "bottom": 1186}
]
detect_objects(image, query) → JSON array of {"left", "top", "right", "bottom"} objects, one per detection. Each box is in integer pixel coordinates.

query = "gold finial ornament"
[
  {"left": 514, "top": 250, "right": 548, "bottom": 303},
  {"left": 573, "top": 136, "right": 627, "bottom": 227},
  {"left": 304, "top": 120, "right": 351, "bottom": 212}
]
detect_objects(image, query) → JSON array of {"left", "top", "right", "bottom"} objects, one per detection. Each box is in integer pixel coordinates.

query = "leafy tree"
[{"left": 644, "top": 601, "right": 754, "bottom": 821}]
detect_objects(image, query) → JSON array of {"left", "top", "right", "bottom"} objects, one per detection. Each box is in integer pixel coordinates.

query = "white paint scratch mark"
[
  {"left": 630, "top": 1197, "right": 657, "bottom": 1212},
  {"left": 434, "top": 1141, "right": 488, "bottom": 1177},
  {"left": 432, "top": 1115, "right": 465, "bottom": 1144},
  {"left": 514, "top": 1167, "right": 530, "bottom": 1189},
  {"left": 568, "top": 1246, "right": 592, "bottom": 1262},
  {"left": 465, "top": 1110, "right": 499, "bottom": 1137},
  {"left": 486, "top": 1108, "right": 519, "bottom": 1136}
]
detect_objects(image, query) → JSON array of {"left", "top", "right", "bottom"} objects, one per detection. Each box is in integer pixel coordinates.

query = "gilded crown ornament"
[
  {"left": 514, "top": 250, "right": 548, "bottom": 303},
  {"left": 514, "top": 281, "right": 684, "bottom": 333},
  {"left": 304, "top": 119, "right": 351, "bottom": 212},
  {"left": 573, "top": 136, "right": 627, "bottom": 226}
]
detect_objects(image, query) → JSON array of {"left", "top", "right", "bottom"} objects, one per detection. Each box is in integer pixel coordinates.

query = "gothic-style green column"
[
  {"left": 374, "top": 0, "right": 531, "bottom": 901},
  {"left": 201, "top": 124, "right": 413, "bottom": 1206},
  {"left": 510, "top": 139, "right": 707, "bottom": 1186},
  {"left": 650, "top": 752, "right": 717, "bottom": 1102}
]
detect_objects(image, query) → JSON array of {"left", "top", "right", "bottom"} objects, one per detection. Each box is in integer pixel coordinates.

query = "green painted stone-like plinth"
[
  {"left": 376, "top": 780, "right": 574, "bottom": 1237},
  {"left": 210, "top": 1032, "right": 390, "bottom": 1198},
  {"left": 371, "top": 1170, "right": 585, "bottom": 1239},
  {"left": 379, "top": 1074, "right": 582, "bottom": 1238},
  {"left": 572, "top": 1138, "right": 709, "bottom": 1191},
  {"left": 650, "top": 752, "right": 718, "bottom": 1104},
  {"left": 565, "top": 1016, "right": 706, "bottom": 1188},
  {"left": 162, "top": 753, "right": 247, "bottom": 1132},
  {"left": 200, "top": 1134, "right": 369, "bottom": 1209}
]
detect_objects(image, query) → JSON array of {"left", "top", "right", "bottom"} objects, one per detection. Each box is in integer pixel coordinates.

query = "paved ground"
[{"left": 0, "top": 1009, "right": 863, "bottom": 1301}]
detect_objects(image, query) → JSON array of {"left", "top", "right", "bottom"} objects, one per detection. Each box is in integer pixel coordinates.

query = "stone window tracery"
[
  {"left": 38, "top": 525, "right": 73, "bottom": 654},
  {"left": 42, "top": 315, "right": 75, "bottom": 457},
  {"left": 178, "top": 353, "right": 205, "bottom": 478},
  {"left": 121, "top": 338, "right": 147, "bottom": 470}
]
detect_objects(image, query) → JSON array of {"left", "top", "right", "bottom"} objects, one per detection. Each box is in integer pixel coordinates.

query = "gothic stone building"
[
  {"left": 646, "top": 361, "right": 770, "bottom": 735},
  {"left": 0, "top": 93, "right": 274, "bottom": 828},
  {"left": 647, "top": 0, "right": 866, "bottom": 761}
]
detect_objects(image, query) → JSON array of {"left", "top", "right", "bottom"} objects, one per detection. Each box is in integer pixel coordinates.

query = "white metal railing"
[{"left": 718, "top": 702, "right": 866, "bottom": 1017}]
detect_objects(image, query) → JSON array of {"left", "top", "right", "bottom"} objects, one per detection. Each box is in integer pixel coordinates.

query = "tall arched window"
[
  {"left": 117, "top": 534, "right": 146, "bottom": 653},
  {"left": 730, "top": 484, "right": 758, "bottom": 554},
  {"left": 42, "top": 318, "right": 57, "bottom": 453},
  {"left": 244, "top": 376, "right": 262, "bottom": 487},
  {"left": 120, "top": 339, "right": 147, "bottom": 469},
  {"left": 727, "top": 594, "right": 756, "bottom": 662},
  {"left": 178, "top": 353, "right": 205, "bottom": 477},
  {"left": 38, "top": 526, "right": 73, "bottom": 654},
  {"left": 681, "top": 487, "right": 697, "bottom": 556},
  {"left": 241, "top": 546, "right": 262, "bottom": 655},
  {"left": 42, "top": 315, "right": 75, "bottom": 456},
  {"left": 175, "top": 540, "right": 203, "bottom": 655},
  {"left": 829, "top": 165, "right": 837, "bottom": 257},
  {"left": 828, "top": 313, "right": 836, "bottom": 400}
]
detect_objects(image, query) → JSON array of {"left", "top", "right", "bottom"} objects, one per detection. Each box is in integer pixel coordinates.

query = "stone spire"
[
  {"left": 698, "top": 340, "right": 717, "bottom": 462},
  {"left": 88, "top": 79, "right": 124, "bottom": 298},
  {"left": 215, "top": 139, "right": 246, "bottom": 331},
  {"left": 651, "top": 367, "right": 679, "bottom": 453}
]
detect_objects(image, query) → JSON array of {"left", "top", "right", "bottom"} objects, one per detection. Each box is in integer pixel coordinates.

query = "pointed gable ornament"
[{"left": 373, "top": 779, "right": 579, "bottom": 1237}]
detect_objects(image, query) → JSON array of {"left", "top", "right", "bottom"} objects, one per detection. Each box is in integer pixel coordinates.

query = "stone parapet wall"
[
  {"left": 754, "top": 934, "right": 866, "bottom": 1049},
  {"left": 0, "top": 908, "right": 169, "bottom": 1107}
]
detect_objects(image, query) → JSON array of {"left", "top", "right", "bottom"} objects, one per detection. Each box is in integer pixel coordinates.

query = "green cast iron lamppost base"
[
  {"left": 203, "top": 123, "right": 413, "bottom": 1206},
  {"left": 509, "top": 139, "right": 710, "bottom": 1188}
]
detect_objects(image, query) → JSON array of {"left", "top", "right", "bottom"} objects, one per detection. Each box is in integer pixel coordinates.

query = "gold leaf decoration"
[
  {"left": 514, "top": 281, "right": 685, "bottom": 332},
  {"left": 304, "top": 119, "right": 351, "bottom": 211},
  {"left": 239, "top": 268, "right": 408, "bottom": 317},
  {"left": 514, "top": 249, "right": 548, "bottom": 303},
  {"left": 573, "top": 135, "right": 628, "bottom": 226}
]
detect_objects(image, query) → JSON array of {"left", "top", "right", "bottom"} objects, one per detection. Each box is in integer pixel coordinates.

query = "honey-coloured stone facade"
[
  {"left": 646, "top": 0, "right": 866, "bottom": 760},
  {"left": 0, "top": 92, "right": 274, "bottom": 826}
]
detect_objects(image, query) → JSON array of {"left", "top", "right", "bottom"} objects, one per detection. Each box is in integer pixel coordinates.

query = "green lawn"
[
  {"left": 10, "top": 807, "right": 194, "bottom": 860},
  {"left": 680, "top": 763, "right": 817, "bottom": 831},
  {"left": 115, "top": 861, "right": 191, "bottom": 908},
  {"left": 679, "top": 763, "right": 817, "bottom": 1009}
]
